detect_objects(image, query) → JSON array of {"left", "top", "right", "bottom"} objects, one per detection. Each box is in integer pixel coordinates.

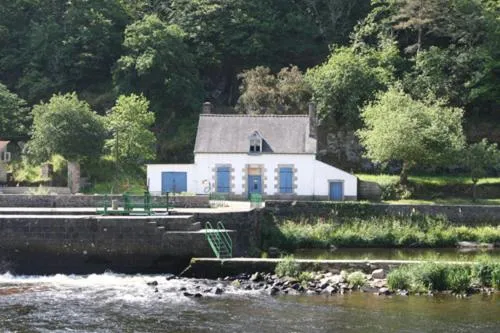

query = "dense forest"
[{"left": 0, "top": 0, "right": 498, "bottom": 173}]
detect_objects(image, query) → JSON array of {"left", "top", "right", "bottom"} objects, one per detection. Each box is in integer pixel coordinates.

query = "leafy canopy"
[
  {"left": 236, "top": 66, "right": 311, "bottom": 114},
  {"left": 305, "top": 40, "right": 399, "bottom": 127},
  {"left": 0, "top": 82, "right": 30, "bottom": 139},
  {"left": 357, "top": 86, "right": 466, "bottom": 178},
  {"left": 106, "top": 94, "right": 156, "bottom": 163},
  {"left": 28, "top": 92, "right": 106, "bottom": 163},
  {"left": 464, "top": 139, "right": 500, "bottom": 184}
]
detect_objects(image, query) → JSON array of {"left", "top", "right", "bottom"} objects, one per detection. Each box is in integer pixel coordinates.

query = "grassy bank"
[
  {"left": 387, "top": 261, "right": 500, "bottom": 293},
  {"left": 262, "top": 214, "right": 500, "bottom": 250},
  {"left": 357, "top": 174, "right": 500, "bottom": 201}
]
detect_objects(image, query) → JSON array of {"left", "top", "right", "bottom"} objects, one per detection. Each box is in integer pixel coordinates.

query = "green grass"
[
  {"left": 387, "top": 261, "right": 500, "bottom": 292},
  {"left": 269, "top": 215, "right": 500, "bottom": 250},
  {"left": 357, "top": 174, "right": 500, "bottom": 186},
  {"left": 384, "top": 198, "right": 500, "bottom": 205}
]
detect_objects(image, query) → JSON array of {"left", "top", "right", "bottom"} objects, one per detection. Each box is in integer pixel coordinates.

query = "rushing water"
[
  {"left": 0, "top": 272, "right": 499, "bottom": 333},
  {"left": 293, "top": 248, "right": 500, "bottom": 262}
]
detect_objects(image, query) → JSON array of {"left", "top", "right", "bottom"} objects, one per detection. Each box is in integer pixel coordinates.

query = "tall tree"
[
  {"left": 463, "top": 139, "right": 500, "bottom": 201},
  {"left": 27, "top": 93, "right": 105, "bottom": 192},
  {"left": 0, "top": 82, "right": 30, "bottom": 139},
  {"left": 305, "top": 40, "right": 399, "bottom": 127},
  {"left": 236, "top": 66, "right": 311, "bottom": 114},
  {"left": 105, "top": 94, "right": 156, "bottom": 165},
  {"left": 113, "top": 14, "right": 203, "bottom": 162},
  {"left": 357, "top": 86, "right": 465, "bottom": 184}
]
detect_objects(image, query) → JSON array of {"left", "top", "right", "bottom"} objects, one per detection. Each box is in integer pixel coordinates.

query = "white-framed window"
[{"left": 249, "top": 131, "right": 263, "bottom": 153}]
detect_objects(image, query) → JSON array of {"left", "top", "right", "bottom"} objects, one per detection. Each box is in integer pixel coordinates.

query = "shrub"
[
  {"left": 275, "top": 255, "right": 300, "bottom": 278},
  {"left": 346, "top": 271, "right": 366, "bottom": 288},
  {"left": 413, "top": 262, "right": 448, "bottom": 291},
  {"left": 473, "top": 261, "right": 495, "bottom": 287},
  {"left": 387, "top": 268, "right": 412, "bottom": 290},
  {"left": 446, "top": 266, "right": 471, "bottom": 293},
  {"left": 492, "top": 266, "right": 500, "bottom": 290}
]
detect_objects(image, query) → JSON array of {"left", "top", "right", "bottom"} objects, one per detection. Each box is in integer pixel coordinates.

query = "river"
[{"left": 0, "top": 272, "right": 498, "bottom": 332}]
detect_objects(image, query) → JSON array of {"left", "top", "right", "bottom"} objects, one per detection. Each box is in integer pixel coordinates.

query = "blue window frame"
[
  {"left": 216, "top": 167, "right": 231, "bottom": 193},
  {"left": 279, "top": 167, "right": 293, "bottom": 193}
]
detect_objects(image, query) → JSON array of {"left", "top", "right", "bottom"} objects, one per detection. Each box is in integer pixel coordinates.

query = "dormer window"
[
  {"left": 249, "top": 131, "right": 263, "bottom": 154},
  {"left": 250, "top": 138, "right": 261, "bottom": 153}
]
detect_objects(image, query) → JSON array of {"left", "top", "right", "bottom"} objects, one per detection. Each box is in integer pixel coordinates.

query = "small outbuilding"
[{"left": 147, "top": 103, "right": 357, "bottom": 200}]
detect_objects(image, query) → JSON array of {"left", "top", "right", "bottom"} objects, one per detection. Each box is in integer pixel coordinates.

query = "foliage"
[
  {"left": 105, "top": 94, "right": 156, "bottom": 164},
  {"left": 357, "top": 87, "right": 466, "bottom": 184},
  {"left": 113, "top": 14, "right": 202, "bottom": 115},
  {"left": 0, "top": 82, "right": 30, "bottom": 139},
  {"left": 236, "top": 66, "right": 311, "bottom": 114},
  {"left": 387, "top": 268, "right": 412, "bottom": 290},
  {"left": 0, "top": 83, "right": 31, "bottom": 139},
  {"left": 346, "top": 271, "right": 366, "bottom": 288},
  {"left": 446, "top": 266, "right": 471, "bottom": 293},
  {"left": 27, "top": 93, "right": 106, "bottom": 163},
  {"left": 306, "top": 40, "right": 399, "bottom": 127},
  {"left": 273, "top": 215, "right": 500, "bottom": 250},
  {"left": 275, "top": 255, "right": 301, "bottom": 278},
  {"left": 464, "top": 139, "right": 500, "bottom": 185}
]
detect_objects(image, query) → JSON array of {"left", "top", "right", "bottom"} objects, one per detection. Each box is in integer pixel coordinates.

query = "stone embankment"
[{"left": 145, "top": 268, "right": 497, "bottom": 299}]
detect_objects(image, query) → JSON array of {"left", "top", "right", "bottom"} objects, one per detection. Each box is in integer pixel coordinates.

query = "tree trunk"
[
  {"left": 472, "top": 180, "right": 478, "bottom": 202},
  {"left": 400, "top": 161, "right": 410, "bottom": 185},
  {"left": 67, "top": 160, "right": 81, "bottom": 194}
]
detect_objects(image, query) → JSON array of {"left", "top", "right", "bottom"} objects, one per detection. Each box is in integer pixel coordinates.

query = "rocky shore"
[{"left": 145, "top": 269, "right": 497, "bottom": 298}]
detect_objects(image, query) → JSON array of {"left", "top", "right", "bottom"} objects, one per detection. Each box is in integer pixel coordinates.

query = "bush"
[
  {"left": 275, "top": 255, "right": 300, "bottom": 278},
  {"left": 492, "top": 266, "right": 500, "bottom": 290},
  {"left": 413, "top": 262, "right": 449, "bottom": 291},
  {"left": 346, "top": 271, "right": 366, "bottom": 288},
  {"left": 446, "top": 266, "right": 471, "bottom": 293},
  {"left": 387, "top": 268, "right": 412, "bottom": 290},
  {"left": 473, "top": 261, "right": 495, "bottom": 287}
]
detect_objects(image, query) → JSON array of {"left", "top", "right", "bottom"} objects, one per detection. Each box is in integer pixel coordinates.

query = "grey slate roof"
[{"left": 194, "top": 114, "right": 316, "bottom": 154}]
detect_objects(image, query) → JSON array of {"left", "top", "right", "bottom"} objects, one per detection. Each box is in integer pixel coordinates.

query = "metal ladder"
[{"left": 205, "top": 221, "right": 232, "bottom": 258}]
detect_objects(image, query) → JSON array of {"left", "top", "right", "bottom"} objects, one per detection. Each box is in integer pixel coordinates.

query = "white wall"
[
  {"left": 147, "top": 154, "right": 357, "bottom": 199},
  {"left": 146, "top": 164, "right": 195, "bottom": 194},
  {"left": 313, "top": 160, "right": 357, "bottom": 198}
]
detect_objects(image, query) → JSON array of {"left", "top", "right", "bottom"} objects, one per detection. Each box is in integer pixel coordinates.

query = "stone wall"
[
  {"left": 0, "top": 215, "right": 210, "bottom": 274},
  {"left": 0, "top": 194, "right": 209, "bottom": 208},
  {"left": 265, "top": 200, "right": 500, "bottom": 225},
  {"left": 0, "top": 186, "right": 71, "bottom": 195}
]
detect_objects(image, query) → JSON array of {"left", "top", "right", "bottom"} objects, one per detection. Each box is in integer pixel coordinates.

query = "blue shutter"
[
  {"left": 216, "top": 167, "right": 230, "bottom": 193},
  {"left": 161, "top": 172, "right": 187, "bottom": 193},
  {"left": 279, "top": 168, "right": 293, "bottom": 193}
]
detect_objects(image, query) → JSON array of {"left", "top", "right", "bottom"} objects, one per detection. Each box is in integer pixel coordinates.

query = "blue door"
[
  {"left": 216, "top": 167, "right": 230, "bottom": 193},
  {"left": 248, "top": 175, "right": 262, "bottom": 196},
  {"left": 162, "top": 172, "right": 187, "bottom": 193},
  {"left": 329, "top": 181, "right": 344, "bottom": 201}
]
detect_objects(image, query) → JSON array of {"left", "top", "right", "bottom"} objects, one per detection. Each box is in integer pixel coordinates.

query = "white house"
[{"left": 147, "top": 103, "right": 357, "bottom": 200}]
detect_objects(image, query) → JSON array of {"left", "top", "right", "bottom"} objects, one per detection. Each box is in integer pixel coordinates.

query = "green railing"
[
  {"left": 205, "top": 221, "right": 232, "bottom": 258},
  {"left": 97, "top": 192, "right": 172, "bottom": 216}
]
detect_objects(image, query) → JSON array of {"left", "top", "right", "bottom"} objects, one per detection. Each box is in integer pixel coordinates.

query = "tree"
[
  {"left": 106, "top": 94, "right": 156, "bottom": 165},
  {"left": 357, "top": 86, "right": 465, "bottom": 184},
  {"left": 463, "top": 139, "right": 500, "bottom": 201},
  {"left": 236, "top": 66, "right": 311, "bottom": 114},
  {"left": 113, "top": 14, "right": 202, "bottom": 116},
  {"left": 305, "top": 40, "right": 399, "bottom": 127},
  {"left": 392, "top": 0, "right": 446, "bottom": 53},
  {"left": 0, "top": 82, "right": 30, "bottom": 139},
  {"left": 27, "top": 93, "right": 105, "bottom": 192}
]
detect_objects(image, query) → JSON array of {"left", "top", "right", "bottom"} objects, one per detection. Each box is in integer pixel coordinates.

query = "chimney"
[
  {"left": 202, "top": 101, "right": 212, "bottom": 114},
  {"left": 308, "top": 101, "right": 317, "bottom": 138}
]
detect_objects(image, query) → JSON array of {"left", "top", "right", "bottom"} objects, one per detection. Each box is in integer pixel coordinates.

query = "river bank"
[{"left": 1, "top": 272, "right": 498, "bottom": 333}]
